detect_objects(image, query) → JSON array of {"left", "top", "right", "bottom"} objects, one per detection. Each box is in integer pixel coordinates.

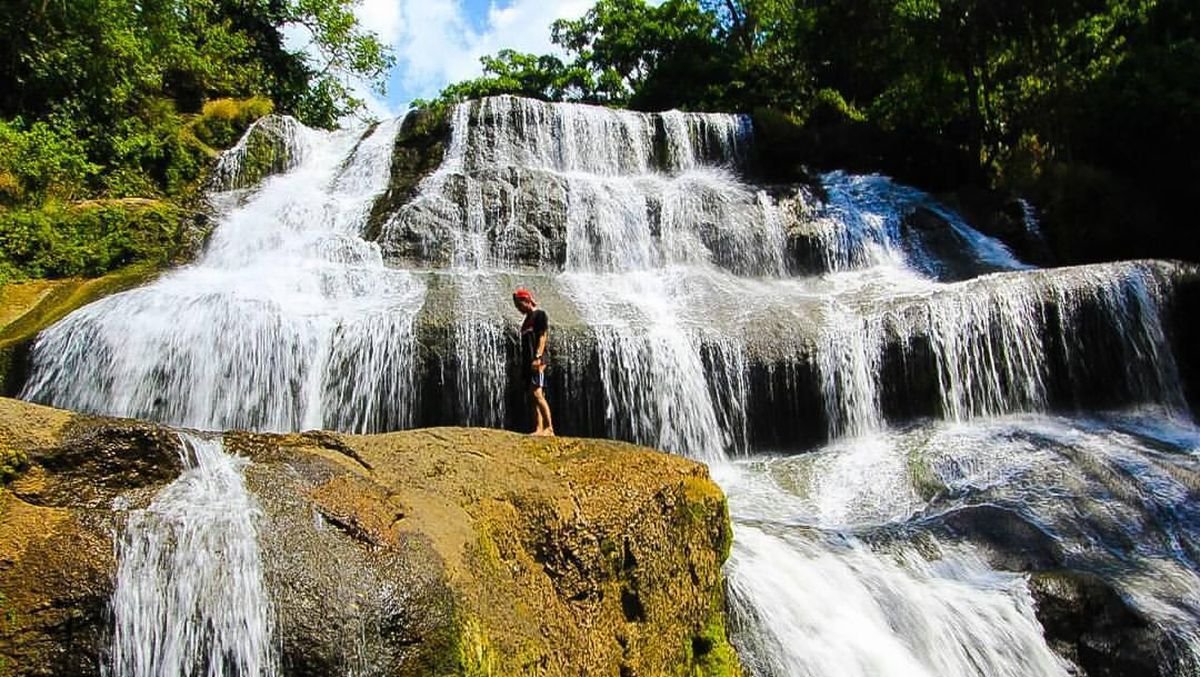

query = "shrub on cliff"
[
  {"left": 0, "top": 200, "right": 184, "bottom": 282},
  {"left": 192, "top": 97, "right": 275, "bottom": 150}
]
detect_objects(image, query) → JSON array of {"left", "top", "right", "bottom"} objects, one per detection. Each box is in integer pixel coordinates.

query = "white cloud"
[
  {"left": 374, "top": 0, "right": 595, "bottom": 108},
  {"left": 281, "top": 21, "right": 394, "bottom": 124},
  {"left": 356, "top": 0, "right": 405, "bottom": 46}
]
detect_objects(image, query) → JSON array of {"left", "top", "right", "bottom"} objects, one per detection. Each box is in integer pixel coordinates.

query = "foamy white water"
[
  {"left": 107, "top": 434, "right": 276, "bottom": 677},
  {"left": 727, "top": 526, "right": 1070, "bottom": 677}
]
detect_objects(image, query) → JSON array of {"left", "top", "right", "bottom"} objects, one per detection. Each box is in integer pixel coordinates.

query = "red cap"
[{"left": 512, "top": 288, "right": 534, "bottom": 302}]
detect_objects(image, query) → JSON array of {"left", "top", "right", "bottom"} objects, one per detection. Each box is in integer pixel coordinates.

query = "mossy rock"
[
  {"left": 0, "top": 263, "right": 160, "bottom": 348},
  {"left": 0, "top": 263, "right": 162, "bottom": 395},
  {"left": 210, "top": 115, "right": 305, "bottom": 191},
  {"left": 0, "top": 447, "right": 27, "bottom": 483},
  {"left": 191, "top": 97, "right": 275, "bottom": 150},
  {"left": 363, "top": 105, "right": 454, "bottom": 242},
  {"left": 0, "top": 400, "right": 742, "bottom": 676}
]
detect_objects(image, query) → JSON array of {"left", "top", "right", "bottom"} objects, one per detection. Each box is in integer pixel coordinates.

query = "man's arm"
[{"left": 534, "top": 310, "right": 549, "bottom": 364}]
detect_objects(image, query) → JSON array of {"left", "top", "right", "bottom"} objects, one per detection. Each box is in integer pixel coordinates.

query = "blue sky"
[{"left": 348, "top": 0, "right": 597, "bottom": 115}]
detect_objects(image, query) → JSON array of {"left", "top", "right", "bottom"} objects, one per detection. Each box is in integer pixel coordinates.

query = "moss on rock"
[
  {"left": 0, "top": 263, "right": 164, "bottom": 395},
  {"left": 363, "top": 105, "right": 453, "bottom": 242},
  {"left": 0, "top": 448, "right": 26, "bottom": 483},
  {"left": 682, "top": 607, "right": 742, "bottom": 677},
  {"left": 191, "top": 97, "right": 275, "bottom": 150},
  {"left": 209, "top": 115, "right": 306, "bottom": 191}
]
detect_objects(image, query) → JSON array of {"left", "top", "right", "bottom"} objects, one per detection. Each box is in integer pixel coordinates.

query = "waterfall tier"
[
  {"left": 107, "top": 434, "right": 277, "bottom": 677},
  {"left": 19, "top": 97, "right": 1197, "bottom": 455}
]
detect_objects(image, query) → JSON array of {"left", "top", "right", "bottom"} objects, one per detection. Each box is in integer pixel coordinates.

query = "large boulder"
[
  {"left": 0, "top": 398, "right": 738, "bottom": 676},
  {"left": 209, "top": 115, "right": 309, "bottom": 192}
]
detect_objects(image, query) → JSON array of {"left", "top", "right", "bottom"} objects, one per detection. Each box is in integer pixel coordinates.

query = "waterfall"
[
  {"left": 107, "top": 434, "right": 276, "bottom": 677},
  {"left": 22, "top": 117, "right": 424, "bottom": 433},
  {"left": 18, "top": 95, "right": 1200, "bottom": 675},
  {"left": 726, "top": 528, "right": 1070, "bottom": 677},
  {"left": 809, "top": 172, "right": 1029, "bottom": 275}
]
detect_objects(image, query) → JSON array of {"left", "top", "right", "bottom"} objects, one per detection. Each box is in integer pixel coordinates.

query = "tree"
[
  {"left": 0, "top": 0, "right": 393, "bottom": 129},
  {"left": 439, "top": 51, "right": 587, "bottom": 103},
  {"left": 551, "top": 0, "right": 726, "bottom": 106},
  {"left": 433, "top": 0, "right": 727, "bottom": 110}
]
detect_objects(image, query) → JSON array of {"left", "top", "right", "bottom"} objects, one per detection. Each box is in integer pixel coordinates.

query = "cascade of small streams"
[{"left": 19, "top": 95, "right": 1200, "bottom": 675}]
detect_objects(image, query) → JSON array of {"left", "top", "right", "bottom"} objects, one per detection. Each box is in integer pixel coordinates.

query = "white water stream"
[
  {"left": 23, "top": 118, "right": 423, "bottom": 433},
  {"left": 106, "top": 434, "right": 276, "bottom": 677}
]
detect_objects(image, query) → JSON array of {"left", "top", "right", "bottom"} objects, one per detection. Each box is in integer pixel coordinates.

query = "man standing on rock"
[{"left": 513, "top": 287, "right": 555, "bottom": 436}]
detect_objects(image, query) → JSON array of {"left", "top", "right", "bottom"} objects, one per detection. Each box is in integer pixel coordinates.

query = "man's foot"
[{"left": 532, "top": 428, "right": 556, "bottom": 437}]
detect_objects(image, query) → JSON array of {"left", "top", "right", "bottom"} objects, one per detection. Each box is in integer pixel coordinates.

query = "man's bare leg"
[
  {"left": 532, "top": 387, "right": 555, "bottom": 436},
  {"left": 531, "top": 391, "right": 545, "bottom": 433}
]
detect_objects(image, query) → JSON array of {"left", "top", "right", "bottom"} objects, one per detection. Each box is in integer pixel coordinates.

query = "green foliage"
[
  {"left": 0, "top": 0, "right": 392, "bottom": 130},
  {"left": 0, "top": 0, "right": 392, "bottom": 281},
  {"left": 0, "top": 0, "right": 392, "bottom": 205},
  {"left": 433, "top": 0, "right": 730, "bottom": 109},
  {"left": 553, "top": 0, "right": 725, "bottom": 105},
  {"left": 192, "top": 96, "right": 275, "bottom": 149},
  {"left": 0, "top": 118, "right": 98, "bottom": 203},
  {"left": 0, "top": 448, "right": 28, "bottom": 483},
  {"left": 0, "top": 201, "right": 184, "bottom": 280},
  {"left": 101, "top": 98, "right": 210, "bottom": 199},
  {"left": 440, "top": 50, "right": 589, "bottom": 103}
]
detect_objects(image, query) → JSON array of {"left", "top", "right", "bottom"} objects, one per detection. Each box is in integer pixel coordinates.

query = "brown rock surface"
[{"left": 0, "top": 398, "right": 739, "bottom": 676}]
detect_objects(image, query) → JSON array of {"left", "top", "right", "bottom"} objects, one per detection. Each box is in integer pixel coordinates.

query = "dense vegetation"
[
  {"left": 432, "top": 0, "right": 1199, "bottom": 264},
  {"left": 2, "top": 0, "right": 1195, "bottom": 278},
  {"left": 0, "top": 0, "right": 391, "bottom": 282}
]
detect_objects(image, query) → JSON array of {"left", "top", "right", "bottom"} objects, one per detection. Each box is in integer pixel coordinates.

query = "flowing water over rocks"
[
  {"left": 106, "top": 433, "right": 277, "bottom": 677},
  {"left": 16, "top": 95, "right": 1200, "bottom": 675},
  {"left": 22, "top": 118, "right": 423, "bottom": 433}
]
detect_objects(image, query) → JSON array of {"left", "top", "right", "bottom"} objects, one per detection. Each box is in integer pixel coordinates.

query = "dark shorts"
[{"left": 529, "top": 370, "right": 546, "bottom": 390}]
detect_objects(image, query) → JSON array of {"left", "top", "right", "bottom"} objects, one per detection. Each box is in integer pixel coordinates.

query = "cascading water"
[
  {"left": 107, "top": 433, "right": 276, "bottom": 677},
  {"left": 719, "top": 410, "right": 1200, "bottom": 675},
  {"left": 20, "top": 95, "right": 1200, "bottom": 675},
  {"left": 21, "top": 116, "right": 423, "bottom": 433}
]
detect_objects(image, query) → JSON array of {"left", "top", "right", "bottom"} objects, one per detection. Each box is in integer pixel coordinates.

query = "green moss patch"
[
  {"left": 191, "top": 97, "right": 274, "bottom": 150},
  {"left": 681, "top": 607, "right": 742, "bottom": 677},
  {"left": 0, "top": 449, "right": 27, "bottom": 483}
]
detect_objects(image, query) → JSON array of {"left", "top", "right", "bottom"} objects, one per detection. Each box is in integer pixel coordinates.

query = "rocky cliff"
[{"left": 0, "top": 398, "right": 738, "bottom": 676}]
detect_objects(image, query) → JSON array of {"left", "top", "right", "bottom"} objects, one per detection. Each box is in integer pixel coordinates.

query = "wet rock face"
[
  {"left": 0, "top": 398, "right": 737, "bottom": 677},
  {"left": 943, "top": 187, "right": 1056, "bottom": 267},
  {"left": 210, "top": 115, "right": 308, "bottom": 192},
  {"left": 1168, "top": 269, "right": 1200, "bottom": 414},
  {"left": 380, "top": 166, "right": 569, "bottom": 268},
  {"left": 364, "top": 107, "right": 454, "bottom": 247},
  {"left": 1029, "top": 571, "right": 1169, "bottom": 677},
  {"left": 899, "top": 206, "right": 1010, "bottom": 281}
]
